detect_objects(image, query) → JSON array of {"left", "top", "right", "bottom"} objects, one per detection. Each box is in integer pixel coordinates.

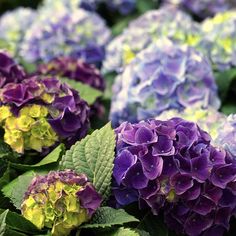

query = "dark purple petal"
[
  {"left": 181, "top": 182, "right": 201, "bottom": 201},
  {"left": 139, "top": 152, "right": 163, "bottom": 180},
  {"left": 113, "top": 149, "right": 137, "bottom": 185},
  {"left": 113, "top": 187, "right": 138, "bottom": 206},
  {"left": 134, "top": 126, "right": 157, "bottom": 144},
  {"left": 170, "top": 173, "right": 194, "bottom": 195},
  {"left": 123, "top": 162, "right": 149, "bottom": 189},
  {"left": 211, "top": 164, "right": 236, "bottom": 188},
  {"left": 192, "top": 195, "right": 216, "bottom": 215},
  {"left": 77, "top": 184, "right": 102, "bottom": 217},
  {"left": 152, "top": 135, "right": 175, "bottom": 156},
  {"left": 185, "top": 213, "right": 213, "bottom": 236},
  {"left": 215, "top": 207, "right": 232, "bottom": 230}
]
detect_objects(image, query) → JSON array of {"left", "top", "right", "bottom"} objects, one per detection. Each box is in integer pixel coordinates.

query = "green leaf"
[
  {"left": 9, "top": 144, "right": 65, "bottom": 171},
  {"left": 137, "top": 212, "right": 168, "bottom": 236},
  {"left": 0, "top": 140, "right": 13, "bottom": 159},
  {"left": 0, "top": 210, "right": 8, "bottom": 235},
  {"left": 214, "top": 68, "right": 236, "bottom": 101},
  {"left": 136, "top": 0, "right": 157, "bottom": 13},
  {"left": 80, "top": 207, "right": 139, "bottom": 229},
  {"left": 60, "top": 78, "right": 102, "bottom": 105},
  {"left": 2, "top": 170, "right": 47, "bottom": 209},
  {"left": 103, "top": 227, "right": 140, "bottom": 236},
  {"left": 0, "top": 209, "right": 42, "bottom": 235},
  {"left": 60, "top": 123, "right": 116, "bottom": 199},
  {"left": 221, "top": 103, "right": 236, "bottom": 115}
]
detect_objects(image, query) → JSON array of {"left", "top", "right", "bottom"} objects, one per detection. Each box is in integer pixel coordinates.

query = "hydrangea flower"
[
  {"left": 42, "top": 0, "right": 136, "bottom": 15},
  {"left": 110, "top": 39, "right": 220, "bottom": 127},
  {"left": 113, "top": 118, "right": 236, "bottom": 236},
  {"left": 157, "top": 107, "right": 227, "bottom": 141},
  {"left": 20, "top": 8, "right": 111, "bottom": 66},
  {"left": 37, "top": 57, "right": 105, "bottom": 91},
  {"left": 37, "top": 56, "right": 105, "bottom": 117},
  {"left": 21, "top": 170, "right": 102, "bottom": 236},
  {"left": 216, "top": 114, "right": 236, "bottom": 159},
  {"left": 198, "top": 10, "right": 236, "bottom": 71},
  {"left": 0, "top": 7, "right": 36, "bottom": 55},
  {"left": 0, "top": 51, "right": 26, "bottom": 88},
  {"left": 0, "top": 76, "right": 89, "bottom": 153},
  {"left": 164, "top": 0, "right": 236, "bottom": 18},
  {"left": 103, "top": 6, "right": 201, "bottom": 73}
]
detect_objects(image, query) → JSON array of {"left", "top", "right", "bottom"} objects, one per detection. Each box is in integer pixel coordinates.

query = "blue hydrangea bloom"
[
  {"left": 110, "top": 39, "right": 220, "bottom": 127},
  {"left": 103, "top": 6, "right": 201, "bottom": 73},
  {"left": 0, "top": 7, "right": 36, "bottom": 55},
  {"left": 216, "top": 114, "right": 236, "bottom": 160},
  {"left": 42, "top": 0, "right": 136, "bottom": 15},
  {"left": 20, "top": 8, "right": 111, "bottom": 65},
  {"left": 164, "top": 0, "right": 236, "bottom": 18},
  {"left": 198, "top": 10, "right": 236, "bottom": 71},
  {"left": 113, "top": 118, "right": 236, "bottom": 236}
]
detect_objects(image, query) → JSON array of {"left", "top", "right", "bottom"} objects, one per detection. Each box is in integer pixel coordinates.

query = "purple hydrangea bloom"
[
  {"left": 0, "top": 7, "right": 36, "bottom": 55},
  {"left": 37, "top": 56, "right": 105, "bottom": 118},
  {"left": 110, "top": 39, "right": 220, "bottom": 127},
  {"left": 0, "top": 51, "right": 26, "bottom": 88},
  {"left": 103, "top": 6, "right": 201, "bottom": 74},
  {"left": 38, "top": 57, "right": 105, "bottom": 91},
  {"left": 0, "top": 76, "right": 90, "bottom": 153},
  {"left": 20, "top": 8, "right": 111, "bottom": 66},
  {"left": 22, "top": 170, "right": 102, "bottom": 234},
  {"left": 113, "top": 118, "right": 236, "bottom": 236},
  {"left": 164, "top": 0, "right": 236, "bottom": 18}
]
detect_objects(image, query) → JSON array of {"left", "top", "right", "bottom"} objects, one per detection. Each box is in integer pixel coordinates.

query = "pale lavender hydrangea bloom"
[{"left": 110, "top": 39, "right": 220, "bottom": 127}]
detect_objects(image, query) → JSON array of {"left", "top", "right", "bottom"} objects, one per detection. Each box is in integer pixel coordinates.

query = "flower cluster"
[
  {"left": 164, "top": 0, "right": 236, "bottom": 18},
  {"left": 157, "top": 107, "right": 227, "bottom": 142},
  {"left": 20, "top": 8, "right": 111, "bottom": 66},
  {"left": 0, "top": 7, "right": 36, "bottom": 55},
  {"left": 103, "top": 6, "right": 201, "bottom": 73},
  {"left": 113, "top": 119, "right": 236, "bottom": 236},
  {"left": 216, "top": 114, "right": 236, "bottom": 160},
  {"left": 38, "top": 57, "right": 105, "bottom": 91},
  {"left": 21, "top": 170, "right": 102, "bottom": 236},
  {"left": 198, "top": 10, "right": 236, "bottom": 71},
  {"left": 110, "top": 39, "right": 220, "bottom": 127},
  {"left": 0, "top": 51, "right": 26, "bottom": 88},
  {"left": 42, "top": 0, "right": 136, "bottom": 15},
  {"left": 0, "top": 76, "right": 89, "bottom": 153}
]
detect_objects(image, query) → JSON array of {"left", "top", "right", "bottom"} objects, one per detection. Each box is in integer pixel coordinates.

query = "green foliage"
[
  {"left": 60, "top": 123, "right": 116, "bottom": 200},
  {"left": 2, "top": 170, "right": 47, "bottom": 210},
  {"left": 60, "top": 77, "right": 102, "bottom": 105},
  {"left": 0, "top": 209, "right": 42, "bottom": 236},
  {"left": 137, "top": 212, "right": 169, "bottom": 236},
  {"left": 215, "top": 68, "right": 236, "bottom": 102},
  {"left": 103, "top": 227, "right": 140, "bottom": 236},
  {"left": 81, "top": 207, "right": 139, "bottom": 229},
  {"left": 9, "top": 144, "right": 65, "bottom": 171}
]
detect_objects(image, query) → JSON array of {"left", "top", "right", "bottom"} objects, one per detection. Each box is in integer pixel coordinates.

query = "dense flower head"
[
  {"left": 198, "top": 10, "right": 236, "bottom": 71},
  {"left": 0, "top": 76, "right": 90, "bottom": 153},
  {"left": 216, "top": 114, "right": 236, "bottom": 160},
  {"left": 103, "top": 6, "right": 201, "bottom": 73},
  {"left": 110, "top": 39, "right": 220, "bottom": 127},
  {"left": 157, "top": 107, "right": 227, "bottom": 142},
  {"left": 113, "top": 118, "right": 236, "bottom": 236},
  {"left": 0, "top": 51, "right": 26, "bottom": 88},
  {"left": 42, "top": 0, "right": 136, "bottom": 15},
  {"left": 20, "top": 8, "right": 111, "bottom": 66},
  {"left": 164, "top": 0, "right": 236, "bottom": 19},
  {"left": 21, "top": 170, "right": 102, "bottom": 236},
  {"left": 37, "top": 57, "right": 105, "bottom": 91},
  {"left": 0, "top": 7, "right": 36, "bottom": 55}
]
